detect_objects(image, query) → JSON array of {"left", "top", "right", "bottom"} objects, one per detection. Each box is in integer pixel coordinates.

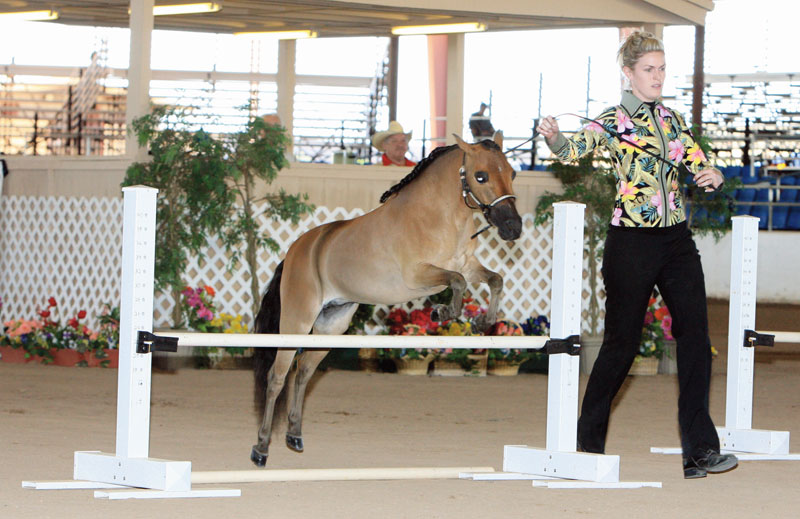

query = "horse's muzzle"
[{"left": 490, "top": 201, "right": 522, "bottom": 241}]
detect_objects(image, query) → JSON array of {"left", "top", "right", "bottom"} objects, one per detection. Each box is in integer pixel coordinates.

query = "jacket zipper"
[{"left": 647, "top": 105, "right": 671, "bottom": 227}]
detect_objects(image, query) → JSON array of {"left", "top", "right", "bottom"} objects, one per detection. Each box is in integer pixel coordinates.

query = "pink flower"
[
  {"left": 668, "top": 139, "right": 685, "bottom": 162},
  {"left": 661, "top": 316, "right": 673, "bottom": 340},
  {"left": 197, "top": 306, "right": 214, "bottom": 321},
  {"left": 583, "top": 121, "right": 604, "bottom": 133},
  {"left": 618, "top": 181, "right": 638, "bottom": 202},
  {"left": 611, "top": 207, "right": 623, "bottom": 226},
  {"left": 616, "top": 109, "right": 634, "bottom": 134},
  {"left": 644, "top": 312, "right": 654, "bottom": 325},
  {"left": 651, "top": 194, "right": 662, "bottom": 215}
]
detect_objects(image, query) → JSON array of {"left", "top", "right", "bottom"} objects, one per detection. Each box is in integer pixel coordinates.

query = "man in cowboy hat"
[{"left": 371, "top": 121, "right": 416, "bottom": 166}]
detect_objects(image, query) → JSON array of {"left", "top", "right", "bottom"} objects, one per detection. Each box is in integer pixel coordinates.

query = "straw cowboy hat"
[{"left": 371, "top": 121, "right": 412, "bottom": 151}]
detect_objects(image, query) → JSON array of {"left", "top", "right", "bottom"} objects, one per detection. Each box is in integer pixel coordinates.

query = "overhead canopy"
[{"left": 0, "top": 0, "right": 712, "bottom": 36}]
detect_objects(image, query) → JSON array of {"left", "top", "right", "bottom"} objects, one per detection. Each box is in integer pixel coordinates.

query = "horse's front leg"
[
  {"left": 409, "top": 264, "right": 467, "bottom": 323},
  {"left": 252, "top": 349, "right": 295, "bottom": 466},
  {"left": 464, "top": 260, "right": 504, "bottom": 333}
]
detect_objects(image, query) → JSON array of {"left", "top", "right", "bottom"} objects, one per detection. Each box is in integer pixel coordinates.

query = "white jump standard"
[
  {"left": 24, "top": 187, "right": 658, "bottom": 499},
  {"left": 652, "top": 215, "right": 800, "bottom": 461}
]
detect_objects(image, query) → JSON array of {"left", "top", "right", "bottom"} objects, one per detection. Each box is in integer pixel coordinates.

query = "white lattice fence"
[
  {"left": 0, "top": 195, "right": 605, "bottom": 333},
  {"left": 0, "top": 196, "right": 124, "bottom": 329}
]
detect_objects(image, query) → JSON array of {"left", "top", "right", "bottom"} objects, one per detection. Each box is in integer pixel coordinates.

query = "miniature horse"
[{"left": 250, "top": 133, "right": 521, "bottom": 466}]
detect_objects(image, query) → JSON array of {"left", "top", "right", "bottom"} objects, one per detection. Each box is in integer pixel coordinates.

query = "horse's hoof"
[
  {"left": 286, "top": 434, "right": 304, "bottom": 452},
  {"left": 430, "top": 305, "right": 447, "bottom": 322},
  {"left": 250, "top": 445, "right": 268, "bottom": 467}
]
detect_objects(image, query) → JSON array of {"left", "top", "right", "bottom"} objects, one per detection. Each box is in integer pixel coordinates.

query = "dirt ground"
[{"left": 1, "top": 301, "right": 798, "bottom": 519}]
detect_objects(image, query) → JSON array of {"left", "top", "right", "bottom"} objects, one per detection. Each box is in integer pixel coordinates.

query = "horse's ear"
[
  {"left": 453, "top": 134, "right": 470, "bottom": 153},
  {"left": 493, "top": 130, "right": 504, "bottom": 148}
]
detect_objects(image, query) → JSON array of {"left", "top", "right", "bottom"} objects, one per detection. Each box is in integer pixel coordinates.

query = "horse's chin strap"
[{"left": 459, "top": 153, "right": 516, "bottom": 240}]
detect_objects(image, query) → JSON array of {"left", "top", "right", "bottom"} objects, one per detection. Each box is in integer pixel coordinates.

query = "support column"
[
  {"left": 427, "top": 35, "right": 447, "bottom": 148},
  {"left": 125, "top": 0, "right": 154, "bottom": 161},
  {"left": 691, "top": 25, "right": 705, "bottom": 133},
  {"left": 387, "top": 36, "right": 399, "bottom": 123},
  {"left": 445, "top": 33, "right": 465, "bottom": 146},
  {"left": 277, "top": 39, "right": 296, "bottom": 159}
]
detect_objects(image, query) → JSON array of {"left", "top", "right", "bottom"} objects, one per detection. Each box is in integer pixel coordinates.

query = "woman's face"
[{"left": 623, "top": 51, "right": 666, "bottom": 102}]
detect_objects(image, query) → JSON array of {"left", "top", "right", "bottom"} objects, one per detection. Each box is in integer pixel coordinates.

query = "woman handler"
[{"left": 537, "top": 31, "right": 736, "bottom": 479}]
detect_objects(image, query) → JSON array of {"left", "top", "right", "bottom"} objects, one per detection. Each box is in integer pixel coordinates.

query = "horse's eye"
[
  {"left": 511, "top": 170, "right": 517, "bottom": 180},
  {"left": 475, "top": 171, "right": 488, "bottom": 183}
]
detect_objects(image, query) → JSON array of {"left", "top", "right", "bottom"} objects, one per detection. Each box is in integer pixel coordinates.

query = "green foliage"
[
  {"left": 219, "top": 113, "right": 315, "bottom": 317},
  {"left": 123, "top": 106, "right": 236, "bottom": 325},
  {"left": 345, "top": 304, "right": 375, "bottom": 335},
  {"left": 534, "top": 154, "right": 616, "bottom": 335},
  {"left": 123, "top": 107, "right": 314, "bottom": 325},
  {"left": 685, "top": 124, "right": 741, "bottom": 239}
]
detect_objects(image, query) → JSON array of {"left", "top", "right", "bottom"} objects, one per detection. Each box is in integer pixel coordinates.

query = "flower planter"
[
  {"left": 487, "top": 360, "right": 521, "bottom": 376},
  {"left": 466, "top": 352, "right": 488, "bottom": 377},
  {"left": 628, "top": 355, "right": 659, "bottom": 376},
  {"left": 0, "top": 345, "right": 28, "bottom": 364},
  {"left": 86, "top": 349, "right": 119, "bottom": 368},
  {"left": 357, "top": 348, "right": 380, "bottom": 372},
  {"left": 393, "top": 355, "right": 433, "bottom": 375},
  {"left": 431, "top": 359, "right": 466, "bottom": 377},
  {"left": 657, "top": 340, "right": 677, "bottom": 375},
  {"left": 52, "top": 349, "right": 84, "bottom": 367}
]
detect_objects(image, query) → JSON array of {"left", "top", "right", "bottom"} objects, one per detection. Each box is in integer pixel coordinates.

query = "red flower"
[
  {"left": 77, "top": 310, "right": 87, "bottom": 319},
  {"left": 205, "top": 285, "right": 216, "bottom": 297},
  {"left": 68, "top": 318, "right": 79, "bottom": 330},
  {"left": 48, "top": 297, "right": 57, "bottom": 307},
  {"left": 39, "top": 310, "right": 51, "bottom": 318}
]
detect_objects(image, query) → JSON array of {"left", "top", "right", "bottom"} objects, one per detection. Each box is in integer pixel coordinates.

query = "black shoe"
[{"left": 683, "top": 450, "right": 738, "bottom": 479}]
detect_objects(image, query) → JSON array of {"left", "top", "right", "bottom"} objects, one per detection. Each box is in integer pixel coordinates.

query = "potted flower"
[
  {"left": 629, "top": 294, "right": 673, "bottom": 376},
  {"left": 376, "top": 322, "right": 434, "bottom": 375},
  {"left": 86, "top": 304, "right": 120, "bottom": 368},
  {"left": 486, "top": 315, "right": 549, "bottom": 376},
  {"left": 1, "top": 318, "right": 48, "bottom": 364}
]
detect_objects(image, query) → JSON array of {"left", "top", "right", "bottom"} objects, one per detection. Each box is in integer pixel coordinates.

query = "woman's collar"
[{"left": 620, "top": 90, "right": 663, "bottom": 116}]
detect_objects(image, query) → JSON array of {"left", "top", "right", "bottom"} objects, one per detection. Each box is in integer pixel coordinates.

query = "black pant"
[{"left": 577, "top": 222, "right": 720, "bottom": 458}]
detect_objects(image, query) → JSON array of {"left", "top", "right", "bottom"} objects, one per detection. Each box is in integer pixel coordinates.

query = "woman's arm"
[
  {"left": 538, "top": 109, "right": 616, "bottom": 162},
  {"left": 673, "top": 111, "right": 724, "bottom": 192}
]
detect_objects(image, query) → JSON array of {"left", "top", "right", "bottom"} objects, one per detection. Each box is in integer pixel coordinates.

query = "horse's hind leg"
[
  {"left": 285, "top": 349, "right": 329, "bottom": 452},
  {"left": 252, "top": 349, "right": 296, "bottom": 466},
  {"left": 285, "top": 301, "right": 358, "bottom": 452}
]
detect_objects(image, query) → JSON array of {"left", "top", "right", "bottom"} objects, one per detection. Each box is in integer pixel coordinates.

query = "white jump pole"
[
  {"left": 24, "top": 191, "right": 655, "bottom": 498},
  {"left": 652, "top": 216, "right": 799, "bottom": 461}
]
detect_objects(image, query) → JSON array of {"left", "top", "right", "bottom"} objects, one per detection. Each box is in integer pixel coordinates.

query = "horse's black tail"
[{"left": 253, "top": 261, "right": 284, "bottom": 416}]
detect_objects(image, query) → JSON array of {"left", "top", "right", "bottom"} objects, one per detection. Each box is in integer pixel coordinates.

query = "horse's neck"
[{"left": 396, "top": 151, "right": 474, "bottom": 228}]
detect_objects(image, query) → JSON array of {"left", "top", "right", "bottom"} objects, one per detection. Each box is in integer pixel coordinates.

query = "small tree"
[
  {"left": 534, "top": 154, "right": 616, "bottom": 337},
  {"left": 221, "top": 116, "right": 315, "bottom": 317},
  {"left": 123, "top": 106, "right": 235, "bottom": 327}
]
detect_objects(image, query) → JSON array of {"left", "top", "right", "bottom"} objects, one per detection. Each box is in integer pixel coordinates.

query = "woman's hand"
[
  {"left": 537, "top": 116, "right": 560, "bottom": 146},
  {"left": 694, "top": 168, "right": 724, "bottom": 192}
]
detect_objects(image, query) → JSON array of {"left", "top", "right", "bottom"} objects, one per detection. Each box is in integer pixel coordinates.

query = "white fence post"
[
  {"left": 717, "top": 215, "right": 791, "bottom": 456},
  {"left": 725, "top": 215, "right": 759, "bottom": 431},
  {"left": 545, "top": 202, "right": 584, "bottom": 452},
  {"left": 115, "top": 186, "right": 157, "bottom": 459}
]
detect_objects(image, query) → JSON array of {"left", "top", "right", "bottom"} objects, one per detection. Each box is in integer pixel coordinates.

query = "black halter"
[{"left": 458, "top": 151, "right": 516, "bottom": 239}]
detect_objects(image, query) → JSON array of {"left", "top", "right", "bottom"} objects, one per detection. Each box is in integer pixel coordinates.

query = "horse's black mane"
[{"left": 379, "top": 140, "right": 501, "bottom": 204}]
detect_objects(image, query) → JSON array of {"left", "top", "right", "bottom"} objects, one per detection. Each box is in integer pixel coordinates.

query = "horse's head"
[{"left": 454, "top": 132, "right": 522, "bottom": 241}]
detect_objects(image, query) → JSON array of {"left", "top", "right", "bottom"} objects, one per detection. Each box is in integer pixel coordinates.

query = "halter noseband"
[{"left": 458, "top": 151, "right": 516, "bottom": 239}]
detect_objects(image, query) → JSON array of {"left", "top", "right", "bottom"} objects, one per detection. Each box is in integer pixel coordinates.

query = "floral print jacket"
[{"left": 548, "top": 90, "right": 714, "bottom": 228}]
